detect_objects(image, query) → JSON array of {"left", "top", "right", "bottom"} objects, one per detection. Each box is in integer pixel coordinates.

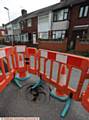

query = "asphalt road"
[{"left": 0, "top": 75, "right": 88, "bottom": 120}]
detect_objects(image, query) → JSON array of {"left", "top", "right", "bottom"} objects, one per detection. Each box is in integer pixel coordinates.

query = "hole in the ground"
[{"left": 25, "top": 83, "right": 51, "bottom": 103}]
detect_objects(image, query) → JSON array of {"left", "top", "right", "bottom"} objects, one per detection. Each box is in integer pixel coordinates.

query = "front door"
[
  {"left": 28, "top": 33, "right": 32, "bottom": 43},
  {"left": 69, "top": 31, "right": 77, "bottom": 50},
  {"left": 33, "top": 33, "right": 36, "bottom": 44}
]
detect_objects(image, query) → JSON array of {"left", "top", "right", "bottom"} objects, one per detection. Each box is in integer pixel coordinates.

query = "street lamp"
[
  {"left": 4, "top": 7, "right": 14, "bottom": 46},
  {"left": 4, "top": 7, "right": 10, "bottom": 22}
]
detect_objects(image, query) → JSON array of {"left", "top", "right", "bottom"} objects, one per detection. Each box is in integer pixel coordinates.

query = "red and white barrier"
[
  {"left": 0, "top": 48, "right": 14, "bottom": 92},
  {"left": 26, "top": 47, "right": 37, "bottom": 74},
  {"left": 15, "top": 45, "right": 27, "bottom": 78},
  {"left": 0, "top": 45, "right": 88, "bottom": 112},
  {"left": 5, "top": 46, "right": 16, "bottom": 73},
  {"left": 82, "top": 84, "right": 89, "bottom": 112},
  {"left": 37, "top": 49, "right": 89, "bottom": 101}
]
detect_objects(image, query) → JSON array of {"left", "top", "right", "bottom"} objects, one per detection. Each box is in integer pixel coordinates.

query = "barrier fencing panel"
[
  {"left": 14, "top": 45, "right": 27, "bottom": 78},
  {"left": 0, "top": 48, "right": 14, "bottom": 92},
  {"left": 26, "top": 47, "right": 37, "bottom": 74},
  {"left": 5, "top": 47, "right": 16, "bottom": 74},
  {"left": 0, "top": 45, "right": 89, "bottom": 110},
  {"left": 81, "top": 60, "right": 89, "bottom": 112},
  {"left": 82, "top": 84, "right": 89, "bottom": 112},
  {"left": 65, "top": 54, "right": 89, "bottom": 100},
  {"left": 37, "top": 49, "right": 89, "bottom": 101}
]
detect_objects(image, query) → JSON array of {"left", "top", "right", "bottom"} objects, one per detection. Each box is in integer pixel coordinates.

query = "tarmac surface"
[{"left": 0, "top": 75, "right": 89, "bottom": 120}]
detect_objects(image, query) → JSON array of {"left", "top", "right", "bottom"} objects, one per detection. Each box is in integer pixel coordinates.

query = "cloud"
[{"left": 0, "top": 0, "right": 59, "bottom": 26}]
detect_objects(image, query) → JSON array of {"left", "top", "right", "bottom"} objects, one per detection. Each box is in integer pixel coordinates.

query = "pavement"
[{"left": 0, "top": 75, "right": 89, "bottom": 120}]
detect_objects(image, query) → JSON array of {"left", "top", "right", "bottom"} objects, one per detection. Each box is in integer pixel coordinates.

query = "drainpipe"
[{"left": 49, "top": 11, "right": 53, "bottom": 40}]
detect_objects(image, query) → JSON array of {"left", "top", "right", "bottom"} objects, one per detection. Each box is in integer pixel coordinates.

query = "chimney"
[{"left": 21, "top": 9, "right": 27, "bottom": 16}]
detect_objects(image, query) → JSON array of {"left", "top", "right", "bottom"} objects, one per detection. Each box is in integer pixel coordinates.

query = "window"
[
  {"left": 21, "top": 34, "right": 28, "bottom": 42},
  {"left": 53, "top": 8, "right": 68, "bottom": 21},
  {"left": 38, "top": 32, "right": 48, "bottom": 39},
  {"left": 13, "top": 23, "right": 19, "bottom": 30},
  {"left": 64, "top": 9, "right": 69, "bottom": 19},
  {"left": 27, "top": 19, "right": 32, "bottom": 27},
  {"left": 25, "top": 33, "right": 28, "bottom": 42},
  {"left": 81, "top": 31, "right": 89, "bottom": 43},
  {"left": 38, "top": 15, "right": 49, "bottom": 33},
  {"left": 79, "top": 5, "right": 89, "bottom": 18},
  {"left": 26, "top": 34, "right": 28, "bottom": 40},
  {"left": 8, "top": 35, "right": 14, "bottom": 42},
  {"left": 14, "top": 35, "right": 20, "bottom": 42},
  {"left": 52, "top": 30, "right": 66, "bottom": 40},
  {"left": 7, "top": 27, "right": 11, "bottom": 31},
  {"left": 57, "top": 10, "right": 64, "bottom": 20},
  {"left": 20, "top": 21, "right": 24, "bottom": 30},
  {"left": 21, "top": 35, "right": 24, "bottom": 41},
  {"left": 76, "top": 30, "right": 89, "bottom": 43},
  {"left": 14, "top": 35, "right": 17, "bottom": 41}
]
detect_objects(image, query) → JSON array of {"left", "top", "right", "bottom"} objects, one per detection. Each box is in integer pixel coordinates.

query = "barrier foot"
[
  {"left": 30, "top": 75, "right": 44, "bottom": 90},
  {"left": 15, "top": 74, "right": 32, "bottom": 81},
  {"left": 50, "top": 89, "right": 68, "bottom": 102},
  {"left": 14, "top": 78, "right": 22, "bottom": 88},
  {"left": 31, "top": 78, "right": 44, "bottom": 90},
  {"left": 60, "top": 97, "right": 72, "bottom": 118}
]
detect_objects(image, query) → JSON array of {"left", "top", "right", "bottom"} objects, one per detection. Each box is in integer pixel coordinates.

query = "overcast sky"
[{"left": 0, "top": 0, "right": 59, "bottom": 26}]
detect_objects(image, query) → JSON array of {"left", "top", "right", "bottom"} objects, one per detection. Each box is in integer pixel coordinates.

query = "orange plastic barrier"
[
  {"left": 82, "top": 85, "right": 89, "bottom": 112},
  {"left": 63, "top": 54, "right": 89, "bottom": 100},
  {"left": 26, "top": 47, "right": 37, "bottom": 74},
  {"left": 81, "top": 60, "right": 89, "bottom": 112},
  {"left": 37, "top": 49, "right": 89, "bottom": 101},
  {"left": 37, "top": 49, "right": 57, "bottom": 82},
  {"left": 5, "top": 46, "right": 16, "bottom": 74},
  {"left": 0, "top": 45, "right": 88, "bottom": 112},
  {"left": 0, "top": 48, "right": 14, "bottom": 92},
  {"left": 14, "top": 45, "right": 27, "bottom": 78}
]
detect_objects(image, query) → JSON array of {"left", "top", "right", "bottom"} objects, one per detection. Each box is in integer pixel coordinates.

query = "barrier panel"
[
  {"left": 65, "top": 54, "right": 89, "bottom": 101},
  {"left": 26, "top": 47, "right": 37, "bottom": 74},
  {"left": 14, "top": 45, "right": 27, "bottom": 78},
  {"left": 82, "top": 84, "right": 89, "bottom": 112},
  {"left": 5, "top": 46, "right": 16, "bottom": 74},
  {"left": 0, "top": 48, "right": 14, "bottom": 92},
  {"left": 81, "top": 61, "right": 89, "bottom": 112},
  {"left": 37, "top": 49, "right": 89, "bottom": 101},
  {"left": 37, "top": 49, "right": 58, "bottom": 84}
]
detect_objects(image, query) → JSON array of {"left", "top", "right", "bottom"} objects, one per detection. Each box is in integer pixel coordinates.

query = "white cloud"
[{"left": 0, "top": 0, "right": 59, "bottom": 26}]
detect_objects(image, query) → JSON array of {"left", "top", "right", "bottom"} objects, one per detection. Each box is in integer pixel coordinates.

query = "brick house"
[
  {"left": 30, "top": 1, "right": 69, "bottom": 52},
  {"left": 68, "top": 0, "right": 89, "bottom": 52},
  {"left": 4, "top": 0, "right": 89, "bottom": 52},
  {"left": 38, "top": 0, "right": 89, "bottom": 52},
  {"left": 5, "top": 9, "right": 38, "bottom": 46},
  {"left": 12, "top": 17, "right": 22, "bottom": 44},
  {"left": 20, "top": 10, "right": 38, "bottom": 47},
  {"left": 5, "top": 16, "right": 21, "bottom": 45}
]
